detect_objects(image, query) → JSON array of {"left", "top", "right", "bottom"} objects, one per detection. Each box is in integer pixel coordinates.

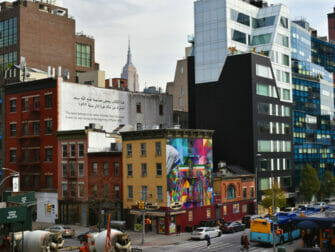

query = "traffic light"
[
  {"left": 47, "top": 203, "right": 51, "bottom": 212},
  {"left": 269, "top": 206, "right": 273, "bottom": 216},
  {"left": 138, "top": 201, "right": 145, "bottom": 210}
]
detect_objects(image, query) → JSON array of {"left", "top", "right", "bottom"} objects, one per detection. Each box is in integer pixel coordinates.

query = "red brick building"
[
  {"left": 5, "top": 78, "right": 58, "bottom": 192},
  {"left": 57, "top": 127, "right": 123, "bottom": 226},
  {"left": 213, "top": 164, "right": 256, "bottom": 222},
  {"left": 0, "top": 0, "right": 97, "bottom": 172}
]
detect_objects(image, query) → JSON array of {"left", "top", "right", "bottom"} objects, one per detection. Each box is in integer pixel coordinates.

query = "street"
[
  {"left": 60, "top": 228, "right": 302, "bottom": 252},
  {"left": 136, "top": 230, "right": 302, "bottom": 252}
]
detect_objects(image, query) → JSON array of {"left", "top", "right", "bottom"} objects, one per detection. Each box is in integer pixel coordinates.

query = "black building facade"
[{"left": 188, "top": 53, "right": 295, "bottom": 205}]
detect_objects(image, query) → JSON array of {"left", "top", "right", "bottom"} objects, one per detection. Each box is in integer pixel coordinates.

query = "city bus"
[{"left": 250, "top": 213, "right": 300, "bottom": 245}]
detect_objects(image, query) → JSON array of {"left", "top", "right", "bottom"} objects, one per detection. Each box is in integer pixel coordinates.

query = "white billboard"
[{"left": 58, "top": 81, "right": 130, "bottom": 131}]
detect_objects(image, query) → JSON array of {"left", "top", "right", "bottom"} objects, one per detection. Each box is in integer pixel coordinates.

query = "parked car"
[
  {"left": 315, "top": 202, "right": 327, "bottom": 207},
  {"left": 191, "top": 227, "right": 222, "bottom": 240},
  {"left": 220, "top": 222, "right": 246, "bottom": 233},
  {"left": 45, "top": 225, "right": 75, "bottom": 238}
]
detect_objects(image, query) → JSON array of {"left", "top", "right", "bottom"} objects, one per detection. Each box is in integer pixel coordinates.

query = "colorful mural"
[{"left": 166, "top": 138, "right": 213, "bottom": 209}]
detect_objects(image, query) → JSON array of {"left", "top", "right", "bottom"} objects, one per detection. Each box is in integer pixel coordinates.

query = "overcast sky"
[{"left": 48, "top": 1, "right": 335, "bottom": 90}]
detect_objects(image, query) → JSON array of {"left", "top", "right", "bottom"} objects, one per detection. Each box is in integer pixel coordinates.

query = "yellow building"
[{"left": 121, "top": 129, "right": 214, "bottom": 235}]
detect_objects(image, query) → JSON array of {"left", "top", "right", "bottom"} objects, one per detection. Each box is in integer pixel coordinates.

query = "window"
[
  {"left": 33, "top": 122, "right": 40, "bottom": 135},
  {"left": 227, "top": 184, "right": 236, "bottom": 199},
  {"left": 141, "top": 143, "right": 146, "bottom": 156},
  {"left": 283, "top": 89, "right": 290, "bottom": 100},
  {"left": 256, "top": 64, "right": 273, "bottom": 79},
  {"left": 62, "top": 163, "right": 67, "bottom": 177},
  {"left": 9, "top": 99, "right": 16, "bottom": 112},
  {"left": 45, "top": 93, "right": 52, "bottom": 108},
  {"left": 128, "top": 185, "right": 133, "bottom": 199},
  {"left": 92, "top": 163, "right": 98, "bottom": 175},
  {"left": 180, "top": 66, "right": 184, "bottom": 74},
  {"left": 70, "top": 162, "right": 75, "bottom": 177},
  {"left": 233, "top": 204, "right": 240, "bottom": 214},
  {"left": 230, "top": 9, "right": 250, "bottom": 26},
  {"left": 114, "top": 185, "right": 120, "bottom": 198},
  {"left": 260, "top": 178, "right": 269, "bottom": 190},
  {"left": 281, "top": 71, "right": 290, "bottom": 83},
  {"left": 284, "top": 124, "right": 291, "bottom": 134},
  {"left": 22, "top": 122, "right": 28, "bottom": 136},
  {"left": 242, "top": 204, "right": 248, "bottom": 214},
  {"left": 21, "top": 97, "right": 28, "bottom": 111},
  {"left": 159, "top": 104, "right": 163, "bottom": 115},
  {"left": 282, "top": 54, "right": 289, "bottom": 66},
  {"left": 286, "top": 159, "right": 291, "bottom": 170},
  {"left": 256, "top": 83, "right": 271, "bottom": 97},
  {"left": 93, "top": 184, "right": 97, "bottom": 197},
  {"left": 136, "top": 123, "right": 142, "bottom": 130},
  {"left": 33, "top": 96, "right": 40, "bottom": 110},
  {"left": 127, "top": 164, "right": 133, "bottom": 176},
  {"left": 258, "top": 140, "right": 271, "bottom": 152},
  {"left": 251, "top": 33, "right": 272, "bottom": 45},
  {"left": 70, "top": 144, "right": 75, "bottom": 157},
  {"left": 9, "top": 149, "right": 16, "bottom": 163},
  {"left": 45, "top": 120, "right": 52, "bottom": 134},
  {"left": 157, "top": 186, "right": 163, "bottom": 201},
  {"left": 62, "top": 183, "right": 68, "bottom": 198},
  {"left": 280, "top": 16, "right": 288, "bottom": 28},
  {"left": 141, "top": 163, "right": 147, "bottom": 177},
  {"left": 126, "top": 144, "right": 132, "bottom": 157},
  {"left": 258, "top": 103, "right": 270, "bottom": 115},
  {"left": 156, "top": 142, "right": 161, "bottom": 156},
  {"left": 181, "top": 87, "right": 184, "bottom": 95},
  {"left": 10, "top": 123, "right": 16, "bottom": 137},
  {"left": 252, "top": 16, "right": 275, "bottom": 28},
  {"left": 243, "top": 187, "right": 247, "bottom": 199},
  {"left": 45, "top": 148, "right": 52, "bottom": 161},
  {"left": 284, "top": 106, "right": 290, "bottom": 117},
  {"left": 103, "top": 162, "right": 109, "bottom": 176},
  {"left": 231, "top": 29, "right": 246, "bottom": 44},
  {"left": 114, "top": 162, "right": 119, "bottom": 176},
  {"left": 70, "top": 182, "right": 76, "bottom": 197},
  {"left": 257, "top": 121, "right": 270, "bottom": 134},
  {"left": 276, "top": 34, "right": 289, "bottom": 47},
  {"left": 141, "top": 186, "right": 148, "bottom": 200},
  {"left": 260, "top": 159, "right": 270, "bottom": 171},
  {"left": 103, "top": 184, "right": 108, "bottom": 198},
  {"left": 78, "top": 143, "right": 84, "bottom": 157},
  {"left": 76, "top": 43, "right": 91, "bottom": 67},
  {"left": 178, "top": 98, "right": 182, "bottom": 106},
  {"left": 78, "top": 183, "right": 84, "bottom": 198},
  {"left": 156, "top": 163, "right": 162, "bottom": 176},
  {"left": 136, "top": 103, "right": 141, "bottom": 113},
  {"left": 45, "top": 175, "right": 53, "bottom": 188},
  {"left": 285, "top": 141, "right": 291, "bottom": 152},
  {"left": 281, "top": 176, "right": 292, "bottom": 189},
  {"left": 78, "top": 163, "right": 84, "bottom": 177},
  {"left": 62, "top": 144, "right": 67, "bottom": 158},
  {"left": 250, "top": 187, "right": 254, "bottom": 198}
]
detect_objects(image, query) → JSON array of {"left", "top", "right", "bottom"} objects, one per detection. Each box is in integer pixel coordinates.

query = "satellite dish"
[{"left": 63, "top": 69, "right": 70, "bottom": 80}]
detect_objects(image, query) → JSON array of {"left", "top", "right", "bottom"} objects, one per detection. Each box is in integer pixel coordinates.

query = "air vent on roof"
[{"left": 52, "top": 9, "right": 65, "bottom": 16}]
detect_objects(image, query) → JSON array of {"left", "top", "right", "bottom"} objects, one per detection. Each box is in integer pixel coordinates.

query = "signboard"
[
  {"left": 12, "top": 177, "right": 19, "bottom": 192},
  {"left": 58, "top": 81, "right": 129, "bottom": 131},
  {"left": 7, "top": 192, "right": 35, "bottom": 206},
  {"left": 0, "top": 206, "right": 27, "bottom": 224}
]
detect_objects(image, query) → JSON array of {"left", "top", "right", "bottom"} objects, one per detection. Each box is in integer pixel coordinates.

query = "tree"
[
  {"left": 320, "top": 171, "right": 335, "bottom": 200},
  {"left": 299, "top": 163, "right": 320, "bottom": 202},
  {"left": 261, "top": 182, "right": 286, "bottom": 210}
]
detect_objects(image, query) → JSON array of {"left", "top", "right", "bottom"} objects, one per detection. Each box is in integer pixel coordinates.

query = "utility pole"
[{"left": 272, "top": 176, "right": 276, "bottom": 252}]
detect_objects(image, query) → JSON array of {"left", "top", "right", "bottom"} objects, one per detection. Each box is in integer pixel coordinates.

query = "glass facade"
[
  {"left": 76, "top": 43, "right": 91, "bottom": 67},
  {"left": 0, "top": 17, "right": 17, "bottom": 48},
  {"left": 291, "top": 22, "right": 335, "bottom": 186},
  {"left": 252, "top": 16, "right": 275, "bottom": 28},
  {"left": 230, "top": 9, "right": 250, "bottom": 26},
  {"left": 0, "top": 51, "right": 17, "bottom": 76}
]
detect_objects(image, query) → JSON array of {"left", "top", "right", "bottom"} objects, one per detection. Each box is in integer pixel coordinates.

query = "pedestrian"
[
  {"left": 205, "top": 235, "right": 211, "bottom": 249},
  {"left": 241, "top": 234, "right": 249, "bottom": 251},
  {"left": 177, "top": 225, "right": 181, "bottom": 236}
]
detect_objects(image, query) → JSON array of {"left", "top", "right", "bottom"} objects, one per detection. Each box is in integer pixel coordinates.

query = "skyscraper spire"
[{"left": 127, "top": 36, "right": 132, "bottom": 65}]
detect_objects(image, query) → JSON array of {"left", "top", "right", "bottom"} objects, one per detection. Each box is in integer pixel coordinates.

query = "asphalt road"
[
  {"left": 61, "top": 229, "right": 302, "bottom": 252},
  {"left": 140, "top": 230, "right": 302, "bottom": 252}
]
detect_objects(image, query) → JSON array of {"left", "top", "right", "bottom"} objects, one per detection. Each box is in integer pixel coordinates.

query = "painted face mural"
[{"left": 166, "top": 138, "right": 213, "bottom": 209}]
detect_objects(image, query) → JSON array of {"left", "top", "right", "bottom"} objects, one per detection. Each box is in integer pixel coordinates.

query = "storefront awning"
[{"left": 169, "top": 210, "right": 186, "bottom": 216}]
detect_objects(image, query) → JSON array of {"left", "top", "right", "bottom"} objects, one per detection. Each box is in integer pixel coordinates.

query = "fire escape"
[{"left": 18, "top": 99, "right": 41, "bottom": 190}]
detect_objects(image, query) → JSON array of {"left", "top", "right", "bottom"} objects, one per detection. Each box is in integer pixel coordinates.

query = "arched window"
[{"left": 227, "top": 184, "right": 236, "bottom": 199}]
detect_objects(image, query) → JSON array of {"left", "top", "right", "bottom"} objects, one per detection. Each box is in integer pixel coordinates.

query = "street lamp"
[{"left": 0, "top": 168, "right": 20, "bottom": 190}]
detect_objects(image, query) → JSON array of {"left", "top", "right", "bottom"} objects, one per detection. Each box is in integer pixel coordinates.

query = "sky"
[{"left": 33, "top": 1, "right": 335, "bottom": 90}]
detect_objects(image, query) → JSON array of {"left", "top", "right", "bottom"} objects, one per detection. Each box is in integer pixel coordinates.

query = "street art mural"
[{"left": 166, "top": 138, "right": 213, "bottom": 209}]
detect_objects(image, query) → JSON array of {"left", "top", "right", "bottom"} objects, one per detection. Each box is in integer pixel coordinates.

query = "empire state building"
[{"left": 121, "top": 40, "right": 139, "bottom": 92}]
